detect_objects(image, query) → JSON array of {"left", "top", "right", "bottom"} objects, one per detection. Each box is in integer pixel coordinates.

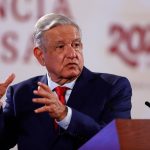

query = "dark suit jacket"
[{"left": 0, "top": 67, "right": 132, "bottom": 150}]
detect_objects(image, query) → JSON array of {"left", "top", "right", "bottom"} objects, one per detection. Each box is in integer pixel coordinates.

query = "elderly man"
[{"left": 0, "top": 13, "right": 132, "bottom": 150}]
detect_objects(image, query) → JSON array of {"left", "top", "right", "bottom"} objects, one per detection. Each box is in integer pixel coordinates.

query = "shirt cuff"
[{"left": 56, "top": 106, "right": 72, "bottom": 130}]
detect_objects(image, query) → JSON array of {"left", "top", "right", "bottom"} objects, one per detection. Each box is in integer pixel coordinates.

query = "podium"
[{"left": 79, "top": 119, "right": 150, "bottom": 150}]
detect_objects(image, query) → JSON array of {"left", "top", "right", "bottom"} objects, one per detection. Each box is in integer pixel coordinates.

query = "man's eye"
[
  {"left": 72, "top": 42, "right": 81, "bottom": 48},
  {"left": 56, "top": 45, "right": 64, "bottom": 49}
]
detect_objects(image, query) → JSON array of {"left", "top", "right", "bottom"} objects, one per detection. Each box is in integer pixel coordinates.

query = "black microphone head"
[{"left": 145, "top": 101, "right": 150, "bottom": 108}]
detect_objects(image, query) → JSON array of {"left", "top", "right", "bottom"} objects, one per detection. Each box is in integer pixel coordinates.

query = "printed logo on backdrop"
[
  {"left": 0, "top": 0, "right": 73, "bottom": 64},
  {"left": 0, "top": 0, "right": 5, "bottom": 18},
  {"left": 108, "top": 0, "right": 150, "bottom": 69},
  {"left": 109, "top": 24, "right": 150, "bottom": 68}
]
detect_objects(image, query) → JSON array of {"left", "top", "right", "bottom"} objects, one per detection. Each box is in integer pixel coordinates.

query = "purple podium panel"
[{"left": 79, "top": 120, "right": 120, "bottom": 150}]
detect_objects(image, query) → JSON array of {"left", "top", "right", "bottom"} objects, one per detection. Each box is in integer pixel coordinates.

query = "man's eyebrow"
[
  {"left": 52, "top": 41, "right": 64, "bottom": 44},
  {"left": 72, "top": 38, "right": 81, "bottom": 42},
  {"left": 55, "top": 41, "right": 64, "bottom": 43},
  {"left": 54, "top": 38, "right": 81, "bottom": 43}
]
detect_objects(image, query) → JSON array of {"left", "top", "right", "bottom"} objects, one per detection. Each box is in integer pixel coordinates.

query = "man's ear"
[{"left": 33, "top": 47, "right": 45, "bottom": 66}]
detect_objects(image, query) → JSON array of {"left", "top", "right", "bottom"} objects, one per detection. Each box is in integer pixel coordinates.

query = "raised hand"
[
  {"left": 0, "top": 73, "right": 15, "bottom": 99},
  {"left": 32, "top": 82, "right": 67, "bottom": 121}
]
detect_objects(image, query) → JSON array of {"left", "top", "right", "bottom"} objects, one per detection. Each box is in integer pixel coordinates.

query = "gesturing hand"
[
  {"left": 32, "top": 82, "right": 67, "bottom": 121},
  {"left": 0, "top": 73, "right": 15, "bottom": 99}
]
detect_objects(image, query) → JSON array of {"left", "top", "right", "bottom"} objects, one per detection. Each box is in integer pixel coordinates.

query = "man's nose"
[{"left": 66, "top": 45, "right": 77, "bottom": 58}]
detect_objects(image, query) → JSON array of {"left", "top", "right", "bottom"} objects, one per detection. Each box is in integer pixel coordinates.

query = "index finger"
[
  {"left": 37, "top": 82, "right": 52, "bottom": 93},
  {"left": 3, "top": 73, "right": 15, "bottom": 87}
]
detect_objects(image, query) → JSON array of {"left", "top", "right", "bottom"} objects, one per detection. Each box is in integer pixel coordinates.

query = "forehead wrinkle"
[
  {"left": 42, "top": 25, "right": 81, "bottom": 47},
  {"left": 44, "top": 33, "right": 81, "bottom": 45},
  {"left": 54, "top": 38, "right": 81, "bottom": 44}
]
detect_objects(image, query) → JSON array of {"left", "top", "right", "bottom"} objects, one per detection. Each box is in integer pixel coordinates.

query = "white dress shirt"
[{"left": 47, "top": 74, "right": 76, "bottom": 129}]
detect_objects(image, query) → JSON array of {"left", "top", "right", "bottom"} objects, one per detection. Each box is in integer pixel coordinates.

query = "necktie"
[
  {"left": 54, "top": 86, "right": 69, "bottom": 104},
  {"left": 54, "top": 86, "right": 69, "bottom": 129}
]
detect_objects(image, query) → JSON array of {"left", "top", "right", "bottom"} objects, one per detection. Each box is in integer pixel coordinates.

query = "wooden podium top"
[
  {"left": 117, "top": 119, "right": 150, "bottom": 150},
  {"left": 79, "top": 119, "right": 150, "bottom": 150}
]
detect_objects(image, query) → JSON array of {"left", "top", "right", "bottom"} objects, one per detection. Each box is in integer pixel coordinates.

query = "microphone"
[{"left": 145, "top": 101, "right": 150, "bottom": 108}]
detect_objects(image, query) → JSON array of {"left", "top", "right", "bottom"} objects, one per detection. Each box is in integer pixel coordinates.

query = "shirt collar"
[{"left": 47, "top": 73, "right": 76, "bottom": 91}]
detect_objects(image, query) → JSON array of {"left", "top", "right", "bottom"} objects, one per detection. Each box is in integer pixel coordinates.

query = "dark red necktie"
[
  {"left": 55, "top": 86, "right": 69, "bottom": 104},
  {"left": 54, "top": 86, "right": 69, "bottom": 129}
]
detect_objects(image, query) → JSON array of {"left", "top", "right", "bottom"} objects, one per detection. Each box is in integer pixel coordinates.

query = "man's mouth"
[{"left": 66, "top": 62, "right": 78, "bottom": 66}]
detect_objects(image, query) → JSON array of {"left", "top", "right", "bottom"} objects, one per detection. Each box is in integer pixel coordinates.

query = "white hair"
[{"left": 33, "top": 13, "right": 81, "bottom": 51}]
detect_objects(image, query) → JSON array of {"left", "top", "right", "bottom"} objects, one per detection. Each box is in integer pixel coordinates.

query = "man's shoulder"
[
  {"left": 85, "top": 68, "right": 129, "bottom": 86},
  {"left": 83, "top": 67, "right": 129, "bottom": 85},
  {"left": 90, "top": 71, "right": 131, "bottom": 93},
  {"left": 97, "top": 73, "right": 126, "bottom": 85},
  {"left": 12, "top": 75, "right": 46, "bottom": 89}
]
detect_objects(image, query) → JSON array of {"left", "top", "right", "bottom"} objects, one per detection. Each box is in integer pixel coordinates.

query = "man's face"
[{"left": 42, "top": 25, "right": 84, "bottom": 82}]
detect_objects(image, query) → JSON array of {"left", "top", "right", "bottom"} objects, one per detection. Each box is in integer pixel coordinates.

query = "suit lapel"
[
  {"left": 67, "top": 67, "right": 94, "bottom": 110},
  {"left": 33, "top": 75, "right": 58, "bottom": 141},
  {"left": 32, "top": 75, "right": 48, "bottom": 110},
  {"left": 39, "top": 75, "right": 48, "bottom": 84}
]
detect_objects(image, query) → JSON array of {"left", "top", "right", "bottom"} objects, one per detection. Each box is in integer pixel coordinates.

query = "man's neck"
[{"left": 48, "top": 74, "right": 78, "bottom": 85}]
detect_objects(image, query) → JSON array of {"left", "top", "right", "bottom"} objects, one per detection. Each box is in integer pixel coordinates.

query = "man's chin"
[
  {"left": 62, "top": 65, "right": 83, "bottom": 79},
  {"left": 63, "top": 70, "right": 81, "bottom": 79}
]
